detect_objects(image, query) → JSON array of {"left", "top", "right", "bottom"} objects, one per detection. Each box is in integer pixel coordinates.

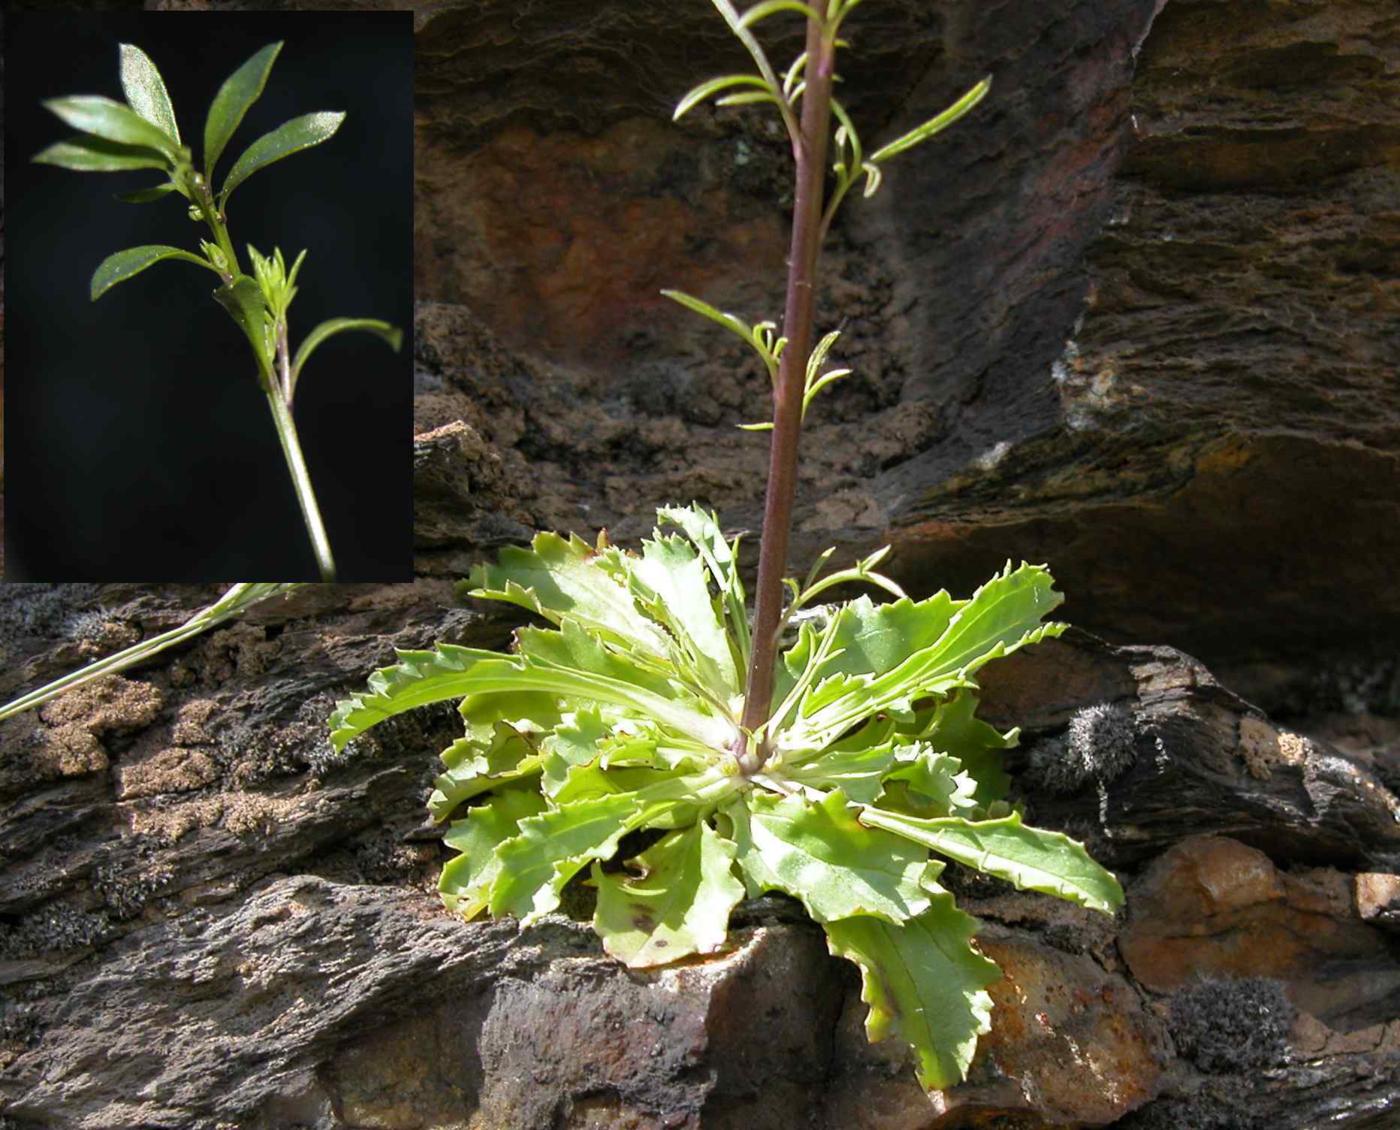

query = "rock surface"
[{"left": 2, "top": 0, "right": 1399, "bottom": 1128}]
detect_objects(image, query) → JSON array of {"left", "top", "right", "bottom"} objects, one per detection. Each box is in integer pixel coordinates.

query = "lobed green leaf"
[
  {"left": 825, "top": 893, "right": 999, "bottom": 1091},
  {"left": 727, "top": 790, "right": 933, "bottom": 924},
  {"left": 634, "top": 534, "right": 739, "bottom": 696},
  {"left": 490, "top": 793, "right": 640, "bottom": 924},
  {"left": 859, "top": 807, "right": 1124, "bottom": 913},
  {"left": 593, "top": 822, "right": 744, "bottom": 967},
  {"left": 470, "top": 530, "right": 672, "bottom": 661},
  {"left": 440, "top": 787, "right": 548, "bottom": 919}
]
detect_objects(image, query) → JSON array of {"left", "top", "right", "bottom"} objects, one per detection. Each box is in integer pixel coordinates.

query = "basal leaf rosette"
[{"left": 327, "top": 504, "right": 1123, "bottom": 1092}]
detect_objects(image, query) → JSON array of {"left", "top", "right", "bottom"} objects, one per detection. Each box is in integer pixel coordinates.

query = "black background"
[{"left": 5, "top": 12, "right": 414, "bottom": 582}]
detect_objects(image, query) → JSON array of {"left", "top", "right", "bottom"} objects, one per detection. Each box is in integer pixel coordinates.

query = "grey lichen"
[
  {"left": 1028, "top": 701, "right": 1138, "bottom": 794},
  {"left": 1169, "top": 976, "right": 1295, "bottom": 1073}
]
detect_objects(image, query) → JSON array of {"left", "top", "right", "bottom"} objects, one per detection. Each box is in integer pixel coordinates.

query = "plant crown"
[{"left": 330, "top": 513, "right": 1123, "bottom": 1089}]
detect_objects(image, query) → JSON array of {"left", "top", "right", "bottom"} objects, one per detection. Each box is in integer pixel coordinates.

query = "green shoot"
[{"left": 34, "top": 42, "right": 403, "bottom": 582}]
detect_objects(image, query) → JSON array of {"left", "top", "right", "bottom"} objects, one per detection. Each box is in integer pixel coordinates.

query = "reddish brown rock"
[{"left": 1120, "top": 835, "right": 1395, "bottom": 1028}]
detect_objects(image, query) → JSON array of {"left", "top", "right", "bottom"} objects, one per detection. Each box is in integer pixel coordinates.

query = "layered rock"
[{"left": 2, "top": 0, "right": 1398, "bottom": 1127}]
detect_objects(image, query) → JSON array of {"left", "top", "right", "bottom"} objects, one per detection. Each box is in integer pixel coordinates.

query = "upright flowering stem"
[
  {"left": 267, "top": 333, "right": 336, "bottom": 582},
  {"left": 737, "top": 10, "right": 838, "bottom": 769}
]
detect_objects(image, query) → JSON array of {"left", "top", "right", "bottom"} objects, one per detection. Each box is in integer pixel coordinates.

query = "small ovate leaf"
[
  {"left": 290, "top": 317, "right": 402, "bottom": 388},
  {"left": 824, "top": 893, "right": 999, "bottom": 1091},
  {"left": 859, "top": 807, "right": 1125, "bottom": 914},
  {"left": 34, "top": 136, "right": 169, "bottom": 173},
  {"left": 90, "top": 245, "right": 216, "bottom": 301},
  {"left": 728, "top": 790, "right": 933, "bottom": 924},
  {"left": 439, "top": 788, "right": 549, "bottom": 919},
  {"left": 119, "top": 43, "right": 180, "bottom": 144},
  {"left": 116, "top": 182, "right": 179, "bottom": 204},
  {"left": 593, "top": 822, "right": 744, "bottom": 967},
  {"left": 220, "top": 110, "right": 345, "bottom": 204},
  {"left": 204, "top": 41, "right": 282, "bottom": 176},
  {"left": 213, "top": 274, "right": 274, "bottom": 376},
  {"left": 43, "top": 96, "right": 178, "bottom": 157}
]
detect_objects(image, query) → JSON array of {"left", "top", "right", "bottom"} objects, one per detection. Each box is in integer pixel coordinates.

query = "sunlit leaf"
[
  {"left": 440, "top": 788, "right": 549, "bottom": 919},
  {"left": 738, "top": 0, "right": 824, "bottom": 28},
  {"left": 825, "top": 894, "right": 998, "bottom": 1090},
  {"left": 860, "top": 807, "right": 1124, "bottom": 913},
  {"left": 728, "top": 790, "right": 933, "bottom": 924},
  {"left": 593, "top": 822, "right": 744, "bottom": 967},
  {"left": 119, "top": 43, "right": 180, "bottom": 144},
  {"left": 42, "top": 96, "right": 178, "bottom": 157},
  {"left": 674, "top": 74, "right": 774, "bottom": 121},
  {"left": 869, "top": 76, "right": 991, "bottom": 165}
]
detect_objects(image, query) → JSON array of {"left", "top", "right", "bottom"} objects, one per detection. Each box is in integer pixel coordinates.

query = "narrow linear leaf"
[
  {"left": 593, "top": 822, "right": 744, "bottom": 967},
  {"left": 859, "top": 807, "right": 1125, "bottom": 913},
  {"left": 90, "top": 245, "right": 217, "bottom": 301},
  {"left": 291, "top": 318, "right": 402, "bottom": 386},
  {"left": 204, "top": 41, "right": 282, "bottom": 176},
  {"left": 34, "top": 136, "right": 169, "bottom": 173},
  {"left": 674, "top": 74, "right": 774, "bottom": 121},
  {"left": 220, "top": 111, "right": 345, "bottom": 204},
  {"left": 119, "top": 43, "right": 180, "bottom": 144},
  {"left": 738, "top": 1, "right": 824, "bottom": 28},
  {"left": 869, "top": 76, "right": 992, "bottom": 165},
  {"left": 43, "top": 96, "right": 177, "bottom": 157},
  {"left": 824, "top": 895, "right": 999, "bottom": 1090}
]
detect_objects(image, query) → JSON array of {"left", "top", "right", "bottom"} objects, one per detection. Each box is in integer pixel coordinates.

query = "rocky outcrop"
[
  {"left": 2, "top": 0, "right": 1398, "bottom": 1127},
  {"left": 2, "top": 587, "right": 1397, "bottom": 1129}
]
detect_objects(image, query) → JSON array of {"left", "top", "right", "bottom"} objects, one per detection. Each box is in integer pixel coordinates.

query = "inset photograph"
[{"left": 5, "top": 12, "right": 413, "bottom": 582}]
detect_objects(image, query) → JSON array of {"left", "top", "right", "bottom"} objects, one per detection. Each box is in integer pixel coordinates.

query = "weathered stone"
[{"left": 1120, "top": 836, "right": 1400, "bottom": 1029}]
